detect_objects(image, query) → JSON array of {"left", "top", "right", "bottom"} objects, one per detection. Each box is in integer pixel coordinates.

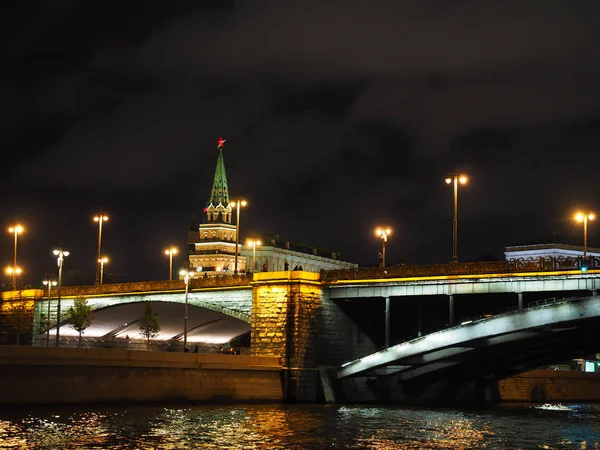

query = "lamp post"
[
  {"left": 445, "top": 174, "right": 468, "bottom": 262},
  {"left": 98, "top": 256, "right": 109, "bottom": 284},
  {"left": 7, "top": 224, "right": 23, "bottom": 290},
  {"left": 5, "top": 266, "right": 22, "bottom": 288},
  {"left": 93, "top": 214, "right": 108, "bottom": 284},
  {"left": 230, "top": 199, "right": 247, "bottom": 274},
  {"left": 43, "top": 278, "right": 57, "bottom": 347},
  {"left": 246, "top": 239, "right": 261, "bottom": 273},
  {"left": 164, "top": 247, "right": 178, "bottom": 280},
  {"left": 179, "top": 270, "right": 190, "bottom": 350},
  {"left": 375, "top": 227, "right": 392, "bottom": 267},
  {"left": 53, "top": 249, "right": 69, "bottom": 347},
  {"left": 575, "top": 211, "right": 596, "bottom": 259}
]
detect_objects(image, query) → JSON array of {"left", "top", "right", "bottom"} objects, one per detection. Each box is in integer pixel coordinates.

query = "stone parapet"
[
  {"left": 322, "top": 256, "right": 599, "bottom": 281},
  {"left": 34, "top": 276, "right": 252, "bottom": 298}
]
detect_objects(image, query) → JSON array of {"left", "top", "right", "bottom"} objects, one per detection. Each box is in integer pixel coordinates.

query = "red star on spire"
[{"left": 217, "top": 136, "right": 226, "bottom": 148}]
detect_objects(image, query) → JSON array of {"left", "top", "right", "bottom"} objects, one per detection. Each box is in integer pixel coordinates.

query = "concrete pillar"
[
  {"left": 417, "top": 300, "right": 422, "bottom": 337},
  {"left": 384, "top": 296, "right": 390, "bottom": 348},
  {"left": 448, "top": 294, "right": 454, "bottom": 326},
  {"left": 517, "top": 292, "right": 523, "bottom": 310}
]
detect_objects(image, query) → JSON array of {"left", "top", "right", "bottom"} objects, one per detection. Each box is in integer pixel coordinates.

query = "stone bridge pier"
[{"left": 250, "top": 272, "right": 377, "bottom": 402}]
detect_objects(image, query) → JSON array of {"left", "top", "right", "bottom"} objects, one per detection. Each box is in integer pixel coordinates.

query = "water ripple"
[{"left": 0, "top": 403, "right": 598, "bottom": 449}]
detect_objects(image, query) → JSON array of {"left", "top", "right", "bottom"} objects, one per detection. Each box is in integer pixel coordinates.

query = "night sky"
[{"left": 2, "top": 1, "right": 600, "bottom": 286}]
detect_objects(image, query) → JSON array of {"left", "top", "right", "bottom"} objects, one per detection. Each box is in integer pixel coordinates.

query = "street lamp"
[
  {"left": 7, "top": 224, "right": 23, "bottom": 290},
  {"left": 246, "top": 239, "right": 261, "bottom": 273},
  {"left": 42, "top": 278, "right": 57, "bottom": 347},
  {"left": 375, "top": 227, "right": 392, "bottom": 268},
  {"left": 179, "top": 269, "right": 191, "bottom": 350},
  {"left": 164, "top": 247, "right": 178, "bottom": 280},
  {"left": 230, "top": 199, "right": 247, "bottom": 274},
  {"left": 98, "top": 256, "right": 109, "bottom": 284},
  {"left": 575, "top": 211, "right": 595, "bottom": 259},
  {"left": 5, "top": 266, "right": 22, "bottom": 287},
  {"left": 53, "top": 248, "right": 69, "bottom": 347},
  {"left": 445, "top": 174, "right": 468, "bottom": 262},
  {"left": 93, "top": 214, "right": 108, "bottom": 284}
]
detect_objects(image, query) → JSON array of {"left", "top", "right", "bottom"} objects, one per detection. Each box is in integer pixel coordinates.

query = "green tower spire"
[
  {"left": 205, "top": 136, "right": 232, "bottom": 223},
  {"left": 207, "top": 149, "right": 230, "bottom": 207}
]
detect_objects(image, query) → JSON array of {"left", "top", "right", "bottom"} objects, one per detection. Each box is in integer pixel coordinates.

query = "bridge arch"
[
  {"left": 530, "top": 385, "right": 548, "bottom": 402},
  {"left": 87, "top": 297, "right": 251, "bottom": 324},
  {"left": 33, "top": 288, "right": 252, "bottom": 346}
]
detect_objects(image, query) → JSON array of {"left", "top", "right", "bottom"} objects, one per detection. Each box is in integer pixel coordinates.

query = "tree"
[
  {"left": 139, "top": 303, "right": 160, "bottom": 350},
  {"left": 66, "top": 296, "right": 93, "bottom": 347},
  {"left": 7, "top": 292, "right": 30, "bottom": 345}
]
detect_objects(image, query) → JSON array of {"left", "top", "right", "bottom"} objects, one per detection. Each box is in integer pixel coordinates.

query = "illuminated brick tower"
[{"left": 187, "top": 137, "right": 246, "bottom": 277}]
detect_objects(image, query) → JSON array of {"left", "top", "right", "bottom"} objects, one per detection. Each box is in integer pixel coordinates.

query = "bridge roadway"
[
  {"left": 327, "top": 269, "right": 600, "bottom": 299},
  {"left": 17, "top": 258, "right": 600, "bottom": 349},
  {"left": 336, "top": 294, "right": 600, "bottom": 392}
]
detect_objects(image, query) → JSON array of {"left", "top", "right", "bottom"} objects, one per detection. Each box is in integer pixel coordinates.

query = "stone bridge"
[{"left": 2, "top": 257, "right": 600, "bottom": 403}]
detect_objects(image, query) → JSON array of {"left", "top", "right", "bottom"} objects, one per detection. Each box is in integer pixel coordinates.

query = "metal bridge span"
[
  {"left": 324, "top": 256, "right": 600, "bottom": 319},
  {"left": 336, "top": 294, "right": 600, "bottom": 392},
  {"left": 326, "top": 269, "right": 600, "bottom": 348}
]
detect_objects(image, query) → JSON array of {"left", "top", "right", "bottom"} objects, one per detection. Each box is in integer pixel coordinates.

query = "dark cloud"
[
  {"left": 2, "top": 1, "right": 600, "bottom": 285},
  {"left": 128, "top": 1, "right": 600, "bottom": 90},
  {"left": 274, "top": 81, "right": 364, "bottom": 117}
]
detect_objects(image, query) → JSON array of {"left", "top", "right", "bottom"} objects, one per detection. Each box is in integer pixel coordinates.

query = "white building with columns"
[
  {"left": 504, "top": 243, "right": 600, "bottom": 260},
  {"left": 240, "top": 235, "right": 357, "bottom": 273}
]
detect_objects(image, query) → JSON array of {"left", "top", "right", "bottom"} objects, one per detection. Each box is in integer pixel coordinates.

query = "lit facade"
[
  {"left": 240, "top": 237, "right": 357, "bottom": 273},
  {"left": 504, "top": 243, "right": 600, "bottom": 260}
]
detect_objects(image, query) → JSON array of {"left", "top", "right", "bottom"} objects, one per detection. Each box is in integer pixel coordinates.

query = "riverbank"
[
  {"left": 3, "top": 346, "right": 600, "bottom": 406},
  {"left": 498, "top": 368, "right": 600, "bottom": 402},
  {"left": 0, "top": 346, "right": 283, "bottom": 406}
]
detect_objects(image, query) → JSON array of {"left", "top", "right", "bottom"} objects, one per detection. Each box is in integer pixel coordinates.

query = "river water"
[{"left": 0, "top": 402, "right": 598, "bottom": 449}]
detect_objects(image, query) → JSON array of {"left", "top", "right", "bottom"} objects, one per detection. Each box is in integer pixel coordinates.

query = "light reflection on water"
[{"left": 0, "top": 402, "right": 599, "bottom": 449}]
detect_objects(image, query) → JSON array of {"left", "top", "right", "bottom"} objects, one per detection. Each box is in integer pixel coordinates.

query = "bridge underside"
[
  {"left": 337, "top": 296, "right": 600, "bottom": 386},
  {"left": 40, "top": 301, "right": 250, "bottom": 345},
  {"left": 377, "top": 319, "right": 600, "bottom": 386}
]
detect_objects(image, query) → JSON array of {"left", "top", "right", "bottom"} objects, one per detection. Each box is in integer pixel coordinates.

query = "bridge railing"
[
  {"left": 56, "top": 274, "right": 252, "bottom": 297},
  {"left": 451, "top": 295, "right": 586, "bottom": 329},
  {"left": 321, "top": 256, "right": 600, "bottom": 281},
  {"left": 525, "top": 295, "right": 584, "bottom": 308}
]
